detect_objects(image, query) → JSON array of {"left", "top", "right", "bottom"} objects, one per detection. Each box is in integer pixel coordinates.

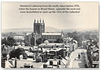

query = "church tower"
[{"left": 33, "top": 19, "right": 45, "bottom": 34}]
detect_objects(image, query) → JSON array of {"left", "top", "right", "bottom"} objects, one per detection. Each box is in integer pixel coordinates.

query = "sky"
[{"left": 2, "top": 2, "right": 98, "bottom": 31}]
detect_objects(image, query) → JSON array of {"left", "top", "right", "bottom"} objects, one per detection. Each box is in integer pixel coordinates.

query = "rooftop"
[
  {"left": 42, "top": 33, "right": 62, "bottom": 35},
  {"left": 39, "top": 43, "right": 64, "bottom": 46},
  {"left": 14, "top": 36, "right": 24, "bottom": 40},
  {"left": 26, "top": 33, "right": 32, "bottom": 36}
]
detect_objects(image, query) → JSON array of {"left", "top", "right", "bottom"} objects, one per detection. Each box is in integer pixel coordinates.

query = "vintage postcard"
[{"left": 1, "top": 2, "right": 99, "bottom": 68}]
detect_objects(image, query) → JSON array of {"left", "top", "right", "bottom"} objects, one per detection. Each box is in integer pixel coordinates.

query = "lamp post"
[
  {"left": 15, "top": 57, "right": 17, "bottom": 68},
  {"left": 34, "top": 32, "right": 37, "bottom": 46}
]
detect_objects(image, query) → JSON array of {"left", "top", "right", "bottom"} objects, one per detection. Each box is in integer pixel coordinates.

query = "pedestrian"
[{"left": 78, "top": 53, "right": 80, "bottom": 59}]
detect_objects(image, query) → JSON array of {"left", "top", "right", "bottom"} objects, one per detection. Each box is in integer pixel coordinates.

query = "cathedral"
[
  {"left": 33, "top": 19, "right": 45, "bottom": 45},
  {"left": 34, "top": 19, "right": 45, "bottom": 34}
]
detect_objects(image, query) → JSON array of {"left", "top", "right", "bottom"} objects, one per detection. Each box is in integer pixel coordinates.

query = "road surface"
[{"left": 68, "top": 48, "right": 87, "bottom": 68}]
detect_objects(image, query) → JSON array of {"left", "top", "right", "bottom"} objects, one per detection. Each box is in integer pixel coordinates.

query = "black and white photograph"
[{"left": 1, "top": 2, "right": 99, "bottom": 68}]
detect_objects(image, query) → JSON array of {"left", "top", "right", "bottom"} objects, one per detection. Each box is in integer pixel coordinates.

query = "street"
[{"left": 68, "top": 48, "right": 87, "bottom": 68}]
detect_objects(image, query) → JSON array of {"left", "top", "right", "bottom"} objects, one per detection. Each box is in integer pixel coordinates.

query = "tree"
[
  {"left": 67, "top": 31, "right": 84, "bottom": 46},
  {"left": 84, "top": 34, "right": 91, "bottom": 40},
  {"left": 56, "top": 38, "right": 63, "bottom": 43},
  {"left": 30, "top": 37, "right": 35, "bottom": 46},
  {"left": 7, "top": 36, "right": 16, "bottom": 46},
  {"left": 9, "top": 48, "right": 27, "bottom": 59},
  {"left": 67, "top": 31, "right": 78, "bottom": 38},
  {"left": 1, "top": 38, "right": 9, "bottom": 45},
  {"left": 36, "top": 38, "right": 43, "bottom": 45},
  {"left": 1, "top": 36, "right": 16, "bottom": 46}
]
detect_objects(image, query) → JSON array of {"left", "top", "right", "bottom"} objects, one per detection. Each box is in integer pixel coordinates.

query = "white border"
[{"left": 0, "top": 0, "right": 99, "bottom": 70}]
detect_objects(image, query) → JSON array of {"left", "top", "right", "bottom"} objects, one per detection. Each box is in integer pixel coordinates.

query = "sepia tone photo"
[{"left": 1, "top": 2, "right": 99, "bottom": 68}]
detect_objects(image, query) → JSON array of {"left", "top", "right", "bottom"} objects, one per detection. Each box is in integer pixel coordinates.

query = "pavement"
[{"left": 68, "top": 48, "right": 87, "bottom": 68}]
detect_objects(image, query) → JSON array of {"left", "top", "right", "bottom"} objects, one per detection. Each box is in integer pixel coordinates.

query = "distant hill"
[
  {"left": 2, "top": 26, "right": 98, "bottom": 34},
  {"left": 45, "top": 26, "right": 61, "bottom": 32},
  {"left": 2, "top": 26, "right": 61, "bottom": 33},
  {"left": 2, "top": 28, "right": 33, "bottom": 33}
]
